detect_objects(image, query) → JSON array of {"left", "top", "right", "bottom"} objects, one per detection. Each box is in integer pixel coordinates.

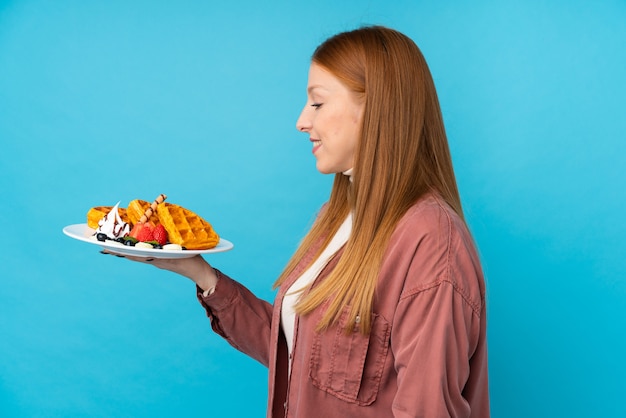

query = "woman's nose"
[{"left": 296, "top": 106, "right": 311, "bottom": 132}]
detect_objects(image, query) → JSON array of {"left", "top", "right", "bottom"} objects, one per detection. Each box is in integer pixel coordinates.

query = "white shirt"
[{"left": 280, "top": 212, "right": 353, "bottom": 359}]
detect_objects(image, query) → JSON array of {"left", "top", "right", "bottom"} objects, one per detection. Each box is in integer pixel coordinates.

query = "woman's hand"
[{"left": 101, "top": 251, "right": 218, "bottom": 293}]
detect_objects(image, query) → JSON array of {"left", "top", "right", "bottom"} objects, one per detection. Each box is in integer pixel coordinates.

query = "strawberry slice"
[
  {"left": 130, "top": 222, "right": 155, "bottom": 242},
  {"left": 128, "top": 223, "right": 142, "bottom": 238},
  {"left": 153, "top": 224, "right": 168, "bottom": 246}
]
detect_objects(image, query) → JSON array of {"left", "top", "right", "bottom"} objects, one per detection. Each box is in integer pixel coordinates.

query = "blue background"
[{"left": 1, "top": 0, "right": 625, "bottom": 417}]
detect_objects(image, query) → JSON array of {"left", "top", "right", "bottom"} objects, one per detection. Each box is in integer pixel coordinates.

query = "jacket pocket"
[{"left": 308, "top": 310, "right": 391, "bottom": 405}]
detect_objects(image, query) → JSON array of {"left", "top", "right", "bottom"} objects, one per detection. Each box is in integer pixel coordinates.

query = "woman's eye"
[{"left": 311, "top": 103, "right": 322, "bottom": 109}]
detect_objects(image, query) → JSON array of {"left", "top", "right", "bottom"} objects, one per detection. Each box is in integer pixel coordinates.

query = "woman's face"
[{"left": 296, "top": 63, "right": 364, "bottom": 174}]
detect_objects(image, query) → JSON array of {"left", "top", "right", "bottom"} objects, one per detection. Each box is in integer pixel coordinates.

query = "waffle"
[
  {"left": 156, "top": 202, "right": 220, "bottom": 250},
  {"left": 126, "top": 199, "right": 160, "bottom": 225},
  {"left": 87, "top": 206, "right": 129, "bottom": 229}
]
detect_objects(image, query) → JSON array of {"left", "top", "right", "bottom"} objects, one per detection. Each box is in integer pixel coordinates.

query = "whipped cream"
[
  {"left": 96, "top": 202, "right": 130, "bottom": 238},
  {"left": 162, "top": 243, "right": 182, "bottom": 250}
]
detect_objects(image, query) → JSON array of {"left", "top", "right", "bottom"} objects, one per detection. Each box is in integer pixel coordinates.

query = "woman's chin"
[
  {"left": 315, "top": 159, "right": 351, "bottom": 175},
  {"left": 315, "top": 162, "right": 332, "bottom": 175},
  {"left": 315, "top": 166, "right": 340, "bottom": 175}
]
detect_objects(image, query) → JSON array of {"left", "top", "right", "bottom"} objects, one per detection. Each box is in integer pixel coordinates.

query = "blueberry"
[{"left": 96, "top": 233, "right": 108, "bottom": 242}]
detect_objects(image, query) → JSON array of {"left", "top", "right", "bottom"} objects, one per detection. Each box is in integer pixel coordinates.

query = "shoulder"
[
  {"left": 383, "top": 193, "right": 485, "bottom": 313},
  {"left": 391, "top": 193, "right": 464, "bottom": 247},
  {"left": 399, "top": 193, "right": 459, "bottom": 230}
]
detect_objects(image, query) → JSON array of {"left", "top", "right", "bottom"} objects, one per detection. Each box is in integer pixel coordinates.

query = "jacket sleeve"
[
  {"left": 389, "top": 207, "right": 488, "bottom": 418},
  {"left": 391, "top": 279, "right": 483, "bottom": 418},
  {"left": 196, "top": 269, "right": 274, "bottom": 367}
]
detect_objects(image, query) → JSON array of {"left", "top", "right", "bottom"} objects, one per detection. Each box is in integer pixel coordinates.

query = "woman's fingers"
[
  {"left": 97, "top": 251, "right": 213, "bottom": 287},
  {"left": 99, "top": 250, "right": 204, "bottom": 274},
  {"left": 100, "top": 249, "right": 154, "bottom": 263}
]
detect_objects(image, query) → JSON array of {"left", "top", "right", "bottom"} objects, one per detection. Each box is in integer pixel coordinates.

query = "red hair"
[{"left": 275, "top": 26, "right": 464, "bottom": 334}]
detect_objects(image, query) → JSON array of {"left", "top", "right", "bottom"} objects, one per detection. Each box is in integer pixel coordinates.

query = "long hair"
[{"left": 274, "top": 26, "right": 464, "bottom": 334}]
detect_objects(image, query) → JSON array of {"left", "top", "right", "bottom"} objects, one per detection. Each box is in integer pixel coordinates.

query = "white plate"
[{"left": 63, "top": 223, "right": 234, "bottom": 259}]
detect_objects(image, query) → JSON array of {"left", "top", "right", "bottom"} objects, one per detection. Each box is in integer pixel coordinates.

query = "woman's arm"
[
  {"left": 387, "top": 199, "right": 489, "bottom": 417},
  {"left": 105, "top": 253, "right": 275, "bottom": 367},
  {"left": 196, "top": 269, "right": 274, "bottom": 367},
  {"left": 391, "top": 279, "right": 484, "bottom": 418}
]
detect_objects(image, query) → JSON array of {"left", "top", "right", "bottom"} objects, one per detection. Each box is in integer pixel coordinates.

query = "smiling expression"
[{"left": 296, "top": 63, "right": 365, "bottom": 174}]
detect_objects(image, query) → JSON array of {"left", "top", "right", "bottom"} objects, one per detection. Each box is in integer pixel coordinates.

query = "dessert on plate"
[{"left": 87, "top": 194, "right": 220, "bottom": 251}]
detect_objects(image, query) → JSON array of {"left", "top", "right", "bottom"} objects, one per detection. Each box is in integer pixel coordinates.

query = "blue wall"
[{"left": 1, "top": 0, "right": 624, "bottom": 416}]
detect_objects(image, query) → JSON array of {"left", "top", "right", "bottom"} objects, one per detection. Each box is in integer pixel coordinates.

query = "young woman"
[{"left": 119, "top": 26, "right": 490, "bottom": 418}]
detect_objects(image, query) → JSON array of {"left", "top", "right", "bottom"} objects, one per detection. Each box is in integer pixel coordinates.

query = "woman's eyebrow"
[{"left": 307, "top": 85, "right": 329, "bottom": 94}]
